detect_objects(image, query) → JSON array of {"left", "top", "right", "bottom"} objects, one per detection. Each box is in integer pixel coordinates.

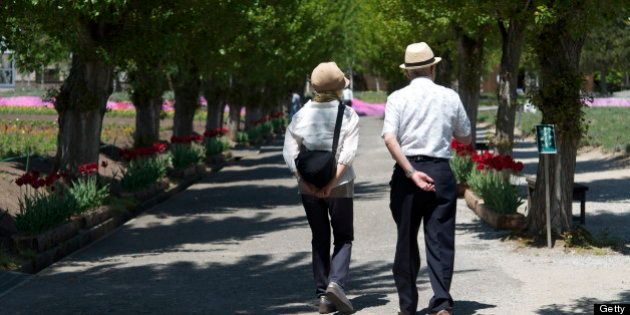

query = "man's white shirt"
[{"left": 381, "top": 77, "right": 471, "bottom": 159}]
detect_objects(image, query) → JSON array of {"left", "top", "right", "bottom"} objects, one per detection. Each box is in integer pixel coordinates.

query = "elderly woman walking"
[{"left": 283, "top": 62, "right": 360, "bottom": 314}]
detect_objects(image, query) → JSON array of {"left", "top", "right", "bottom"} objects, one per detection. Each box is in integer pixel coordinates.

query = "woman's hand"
[
  {"left": 317, "top": 182, "right": 335, "bottom": 198},
  {"left": 411, "top": 171, "right": 436, "bottom": 192},
  {"left": 301, "top": 181, "right": 320, "bottom": 196}
]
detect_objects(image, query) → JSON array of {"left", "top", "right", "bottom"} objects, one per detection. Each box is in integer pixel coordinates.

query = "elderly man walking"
[{"left": 382, "top": 42, "right": 472, "bottom": 315}]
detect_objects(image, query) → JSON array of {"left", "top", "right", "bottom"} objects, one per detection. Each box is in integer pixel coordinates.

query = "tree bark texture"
[
  {"left": 129, "top": 68, "right": 164, "bottom": 148},
  {"left": 435, "top": 49, "right": 453, "bottom": 88},
  {"left": 527, "top": 10, "right": 587, "bottom": 236},
  {"left": 600, "top": 66, "right": 608, "bottom": 96},
  {"left": 55, "top": 54, "right": 113, "bottom": 171},
  {"left": 172, "top": 65, "right": 201, "bottom": 137},
  {"left": 495, "top": 17, "right": 527, "bottom": 155},
  {"left": 456, "top": 29, "right": 486, "bottom": 145},
  {"left": 228, "top": 105, "right": 241, "bottom": 139},
  {"left": 202, "top": 79, "right": 227, "bottom": 131}
]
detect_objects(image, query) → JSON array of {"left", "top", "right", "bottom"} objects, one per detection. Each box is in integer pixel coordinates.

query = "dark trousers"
[
  {"left": 389, "top": 160, "right": 457, "bottom": 314},
  {"left": 301, "top": 195, "right": 354, "bottom": 297}
]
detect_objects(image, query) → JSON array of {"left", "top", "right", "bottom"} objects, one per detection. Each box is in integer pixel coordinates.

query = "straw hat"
[
  {"left": 399, "top": 42, "right": 442, "bottom": 70},
  {"left": 310, "top": 62, "right": 350, "bottom": 92}
]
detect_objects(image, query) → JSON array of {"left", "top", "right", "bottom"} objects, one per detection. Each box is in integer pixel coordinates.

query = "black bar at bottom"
[{"left": 594, "top": 304, "right": 630, "bottom": 315}]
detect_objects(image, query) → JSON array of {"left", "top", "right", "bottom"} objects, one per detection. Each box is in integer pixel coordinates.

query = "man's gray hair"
[{"left": 406, "top": 67, "right": 433, "bottom": 79}]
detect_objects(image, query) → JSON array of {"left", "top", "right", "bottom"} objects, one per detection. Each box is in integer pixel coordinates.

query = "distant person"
[
  {"left": 283, "top": 62, "right": 360, "bottom": 314},
  {"left": 342, "top": 86, "right": 353, "bottom": 107},
  {"left": 290, "top": 92, "right": 302, "bottom": 121},
  {"left": 382, "top": 42, "right": 472, "bottom": 315}
]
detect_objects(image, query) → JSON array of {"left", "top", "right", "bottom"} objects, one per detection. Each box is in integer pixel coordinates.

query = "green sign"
[{"left": 536, "top": 124, "right": 557, "bottom": 154}]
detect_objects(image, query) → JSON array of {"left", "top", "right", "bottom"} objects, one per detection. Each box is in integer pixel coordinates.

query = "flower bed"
[
  {"left": 204, "top": 128, "right": 231, "bottom": 165},
  {"left": 464, "top": 190, "right": 525, "bottom": 230},
  {"left": 451, "top": 139, "right": 525, "bottom": 229}
]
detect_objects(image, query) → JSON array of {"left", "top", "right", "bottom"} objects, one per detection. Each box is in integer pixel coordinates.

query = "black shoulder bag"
[{"left": 295, "top": 102, "right": 345, "bottom": 188}]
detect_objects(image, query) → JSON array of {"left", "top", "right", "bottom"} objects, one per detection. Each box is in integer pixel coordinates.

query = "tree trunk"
[
  {"left": 248, "top": 106, "right": 263, "bottom": 129},
  {"left": 132, "top": 95, "right": 162, "bottom": 148},
  {"left": 130, "top": 68, "right": 164, "bottom": 148},
  {"left": 172, "top": 65, "right": 200, "bottom": 137},
  {"left": 55, "top": 54, "right": 113, "bottom": 171},
  {"left": 600, "top": 66, "right": 608, "bottom": 96},
  {"left": 456, "top": 29, "right": 486, "bottom": 145},
  {"left": 202, "top": 79, "right": 226, "bottom": 132},
  {"left": 435, "top": 49, "right": 453, "bottom": 88},
  {"left": 495, "top": 18, "right": 527, "bottom": 155},
  {"left": 227, "top": 104, "right": 240, "bottom": 140},
  {"left": 527, "top": 10, "right": 587, "bottom": 237},
  {"left": 205, "top": 99, "right": 223, "bottom": 130}
]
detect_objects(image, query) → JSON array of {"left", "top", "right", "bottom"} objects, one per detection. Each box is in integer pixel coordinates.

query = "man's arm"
[
  {"left": 383, "top": 133, "right": 435, "bottom": 192},
  {"left": 453, "top": 93, "right": 472, "bottom": 145}
]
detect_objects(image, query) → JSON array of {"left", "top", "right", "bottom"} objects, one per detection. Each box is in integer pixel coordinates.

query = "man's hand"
[{"left": 410, "top": 171, "right": 435, "bottom": 192}]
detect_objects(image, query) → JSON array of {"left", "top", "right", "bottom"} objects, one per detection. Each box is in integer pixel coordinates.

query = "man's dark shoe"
[
  {"left": 325, "top": 282, "right": 354, "bottom": 314},
  {"left": 318, "top": 295, "right": 336, "bottom": 314}
]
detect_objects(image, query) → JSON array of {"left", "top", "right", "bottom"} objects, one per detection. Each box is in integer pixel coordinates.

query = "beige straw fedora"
[
  {"left": 399, "top": 42, "right": 442, "bottom": 70},
  {"left": 311, "top": 62, "right": 350, "bottom": 92}
]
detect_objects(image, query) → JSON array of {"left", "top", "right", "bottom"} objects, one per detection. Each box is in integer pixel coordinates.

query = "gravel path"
[{"left": 0, "top": 117, "right": 628, "bottom": 314}]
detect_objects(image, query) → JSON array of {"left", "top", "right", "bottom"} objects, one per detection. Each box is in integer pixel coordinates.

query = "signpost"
[{"left": 536, "top": 124, "right": 557, "bottom": 248}]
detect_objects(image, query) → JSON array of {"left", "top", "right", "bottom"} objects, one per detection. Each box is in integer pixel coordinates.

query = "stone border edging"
[
  {"left": 14, "top": 157, "right": 236, "bottom": 274},
  {"left": 464, "top": 189, "right": 525, "bottom": 230}
]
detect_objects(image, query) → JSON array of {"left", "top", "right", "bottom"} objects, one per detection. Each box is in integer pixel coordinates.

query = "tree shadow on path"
[
  {"left": 418, "top": 300, "right": 496, "bottom": 315},
  {"left": 0, "top": 253, "right": 398, "bottom": 314}
]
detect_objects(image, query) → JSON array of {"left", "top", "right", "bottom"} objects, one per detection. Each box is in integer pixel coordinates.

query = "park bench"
[{"left": 525, "top": 176, "right": 589, "bottom": 224}]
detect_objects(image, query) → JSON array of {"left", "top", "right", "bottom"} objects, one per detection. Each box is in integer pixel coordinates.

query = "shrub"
[
  {"left": 15, "top": 190, "right": 76, "bottom": 234},
  {"left": 247, "top": 127, "right": 261, "bottom": 143},
  {"left": 121, "top": 156, "right": 168, "bottom": 192},
  {"left": 236, "top": 132, "right": 249, "bottom": 144},
  {"left": 169, "top": 143, "right": 204, "bottom": 170},
  {"left": 68, "top": 176, "right": 109, "bottom": 214},
  {"left": 258, "top": 121, "right": 273, "bottom": 136},
  {"left": 205, "top": 137, "right": 230, "bottom": 156},
  {"left": 450, "top": 154, "right": 474, "bottom": 184},
  {"left": 270, "top": 116, "right": 287, "bottom": 133},
  {"left": 467, "top": 168, "right": 523, "bottom": 214}
]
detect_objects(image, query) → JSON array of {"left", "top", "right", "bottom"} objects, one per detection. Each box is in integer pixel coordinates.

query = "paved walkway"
[{"left": 0, "top": 117, "right": 628, "bottom": 314}]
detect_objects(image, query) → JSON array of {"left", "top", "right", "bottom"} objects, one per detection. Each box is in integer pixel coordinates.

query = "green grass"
[
  {"left": 0, "top": 106, "right": 57, "bottom": 115},
  {"left": 0, "top": 87, "right": 48, "bottom": 97},
  {"left": 477, "top": 110, "right": 497, "bottom": 125},
  {"left": 0, "top": 119, "right": 58, "bottom": 159},
  {"left": 520, "top": 108, "right": 630, "bottom": 154},
  {"left": 520, "top": 111, "right": 542, "bottom": 137},
  {"left": 354, "top": 91, "right": 388, "bottom": 103},
  {"left": 479, "top": 92, "right": 528, "bottom": 107},
  {"left": 581, "top": 108, "right": 630, "bottom": 154}
]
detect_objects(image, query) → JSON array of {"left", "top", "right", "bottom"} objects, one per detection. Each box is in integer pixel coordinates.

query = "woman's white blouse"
[{"left": 283, "top": 100, "right": 360, "bottom": 187}]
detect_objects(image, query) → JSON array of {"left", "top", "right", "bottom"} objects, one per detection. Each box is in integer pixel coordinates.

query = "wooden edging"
[
  {"left": 464, "top": 189, "right": 525, "bottom": 230},
  {"left": 14, "top": 161, "right": 226, "bottom": 274}
]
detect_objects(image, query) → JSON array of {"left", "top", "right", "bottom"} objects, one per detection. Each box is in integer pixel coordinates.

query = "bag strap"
[{"left": 331, "top": 101, "right": 345, "bottom": 157}]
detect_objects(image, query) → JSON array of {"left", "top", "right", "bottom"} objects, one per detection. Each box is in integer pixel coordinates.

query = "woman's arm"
[
  {"left": 282, "top": 117, "right": 301, "bottom": 179},
  {"left": 318, "top": 110, "right": 359, "bottom": 198}
]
